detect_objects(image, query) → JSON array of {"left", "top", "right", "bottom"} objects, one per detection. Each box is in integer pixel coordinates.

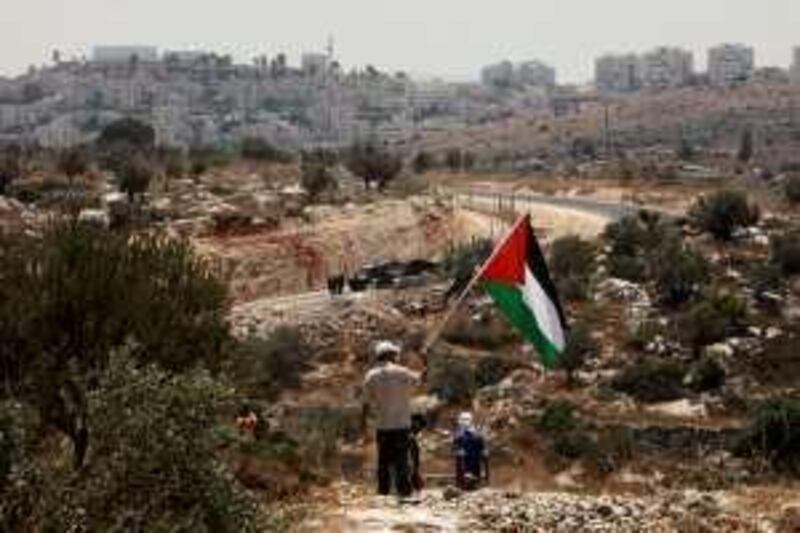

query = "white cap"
[{"left": 374, "top": 340, "right": 401, "bottom": 356}]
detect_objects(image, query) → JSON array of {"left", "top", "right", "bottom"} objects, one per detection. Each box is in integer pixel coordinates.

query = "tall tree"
[{"left": 0, "top": 222, "right": 230, "bottom": 468}]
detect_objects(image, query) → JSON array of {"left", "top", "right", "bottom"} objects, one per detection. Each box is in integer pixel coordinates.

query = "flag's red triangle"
[{"left": 479, "top": 215, "right": 530, "bottom": 285}]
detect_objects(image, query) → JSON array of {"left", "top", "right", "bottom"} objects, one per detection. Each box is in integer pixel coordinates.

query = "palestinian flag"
[{"left": 479, "top": 214, "right": 567, "bottom": 368}]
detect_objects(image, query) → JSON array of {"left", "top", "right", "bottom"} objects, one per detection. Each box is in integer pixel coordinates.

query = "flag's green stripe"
[{"left": 484, "top": 281, "right": 561, "bottom": 368}]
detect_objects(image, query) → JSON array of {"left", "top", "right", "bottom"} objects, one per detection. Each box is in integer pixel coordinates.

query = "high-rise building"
[
  {"left": 640, "top": 47, "right": 694, "bottom": 88},
  {"left": 481, "top": 61, "right": 515, "bottom": 88},
  {"left": 707, "top": 44, "right": 755, "bottom": 86},
  {"left": 791, "top": 47, "right": 800, "bottom": 85},
  {"left": 595, "top": 54, "right": 641, "bottom": 93},
  {"left": 516, "top": 60, "right": 556, "bottom": 88}
]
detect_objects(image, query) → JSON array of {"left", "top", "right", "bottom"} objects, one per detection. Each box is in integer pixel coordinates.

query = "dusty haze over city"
[{"left": 2, "top": 0, "right": 799, "bottom": 81}]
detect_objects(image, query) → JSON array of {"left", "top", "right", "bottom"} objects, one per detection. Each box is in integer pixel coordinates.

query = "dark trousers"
[{"left": 376, "top": 429, "right": 412, "bottom": 496}]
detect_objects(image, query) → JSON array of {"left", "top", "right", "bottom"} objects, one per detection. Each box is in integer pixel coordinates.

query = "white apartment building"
[
  {"left": 708, "top": 44, "right": 755, "bottom": 86},
  {"left": 481, "top": 61, "right": 515, "bottom": 87},
  {"left": 595, "top": 54, "right": 641, "bottom": 92},
  {"left": 791, "top": 47, "right": 800, "bottom": 85},
  {"left": 516, "top": 60, "right": 556, "bottom": 88},
  {"left": 640, "top": 47, "right": 693, "bottom": 88}
]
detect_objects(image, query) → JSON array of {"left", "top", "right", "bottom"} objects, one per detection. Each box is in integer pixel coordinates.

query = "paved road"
[
  {"left": 232, "top": 190, "right": 660, "bottom": 322},
  {"left": 452, "top": 187, "right": 666, "bottom": 221}
]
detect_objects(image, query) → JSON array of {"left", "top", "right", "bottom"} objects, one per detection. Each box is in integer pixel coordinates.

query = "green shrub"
[
  {"left": 652, "top": 238, "right": 709, "bottom": 306},
  {"left": 427, "top": 354, "right": 475, "bottom": 404},
  {"left": 550, "top": 236, "right": 596, "bottom": 280},
  {"left": 234, "top": 328, "right": 310, "bottom": 400},
  {"left": 300, "top": 162, "right": 337, "bottom": 200},
  {"left": 550, "top": 431, "right": 593, "bottom": 461},
  {"left": 770, "top": 231, "right": 800, "bottom": 275},
  {"left": 240, "top": 137, "right": 294, "bottom": 163},
  {"left": 550, "top": 236, "right": 596, "bottom": 302},
  {"left": 678, "top": 288, "right": 747, "bottom": 353},
  {"left": 752, "top": 334, "right": 800, "bottom": 387},
  {"left": 442, "top": 311, "right": 517, "bottom": 349},
  {"left": 474, "top": 355, "right": 516, "bottom": 388},
  {"left": 608, "top": 254, "right": 647, "bottom": 282},
  {"left": 690, "top": 190, "right": 760, "bottom": 241},
  {"left": 0, "top": 352, "right": 265, "bottom": 532},
  {"left": 588, "top": 427, "right": 636, "bottom": 476},
  {"left": 0, "top": 222, "right": 229, "bottom": 468},
  {"left": 538, "top": 400, "right": 579, "bottom": 433},
  {"left": 686, "top": 356, "right": 726, "bottom": 392},
  {"left": 737, "top": 397, "right": 800, "bottom": 475},
  {"left": 560, "top": 324, "right": 598, "bottom": 386},
  {"left": 611, "top": 357, "right": 687, "bottom": 403}
]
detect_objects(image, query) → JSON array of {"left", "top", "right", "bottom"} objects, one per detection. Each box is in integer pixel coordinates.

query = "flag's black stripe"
[{"left": 525, "top": 223, "right": 568, "bottom": 330}]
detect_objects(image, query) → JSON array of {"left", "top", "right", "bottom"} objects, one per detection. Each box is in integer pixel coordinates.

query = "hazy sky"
[{"left": 1, "top": 0, "right": 798, "bottom": 82}]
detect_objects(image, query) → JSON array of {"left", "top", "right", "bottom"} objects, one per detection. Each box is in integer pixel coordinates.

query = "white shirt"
[{"left": 363, "top": 363, "right": 420, "bottom": 430}]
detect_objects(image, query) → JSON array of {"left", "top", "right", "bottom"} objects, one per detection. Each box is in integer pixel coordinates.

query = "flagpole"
[{"left": 422, "top": 213, "right": 529, "bottom": 355}]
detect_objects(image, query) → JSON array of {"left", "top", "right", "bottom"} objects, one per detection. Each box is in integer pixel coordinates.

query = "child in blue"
[{"left": 453, "top": 412, "right": 489, "bottom": 490}]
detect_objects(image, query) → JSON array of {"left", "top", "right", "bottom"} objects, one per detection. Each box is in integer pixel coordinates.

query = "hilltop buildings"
[
  {"left": 640, "top": 47, "right": 694, "bottom": 88},
  {"left": 708, "top": 44, "right": 755, "bottom": 86},
  {"left": 595, "top": 54, "right": 641, "bottom": 93},
  {"left": 481, "top": 60, "right": 556, "bottom": 89},
  {"left": 92, "top": 46, "right": 159, "bottom": 63}
]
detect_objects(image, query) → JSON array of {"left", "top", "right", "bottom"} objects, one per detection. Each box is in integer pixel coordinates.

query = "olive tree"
[{"left": 0, "top": 221, "right": 230, "bottom": 468}]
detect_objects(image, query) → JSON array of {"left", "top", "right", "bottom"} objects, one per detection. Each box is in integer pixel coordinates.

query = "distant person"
[
  {"left": 362, "top": 341, "right": 420, "bottom": 498},
  {"left": 453, "top": 412, "right": 489, "bottom": 490}
]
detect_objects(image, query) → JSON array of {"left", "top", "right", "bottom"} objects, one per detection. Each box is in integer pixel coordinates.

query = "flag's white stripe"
[{"left": 521, "top": 267, "right": 566, "bottom": 351}]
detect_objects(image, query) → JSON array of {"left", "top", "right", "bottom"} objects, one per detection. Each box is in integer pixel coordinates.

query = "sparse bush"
[
  {"left": 753, "top": 334, "right": 800, "bottom": 387},
  {"left": 560, "top": 323, "right": 598, "bottom": 386},
  {"left": 300, "top": 161, "right": 337, "bottom": 200},
  {"left": 785, "top": 174, "right": 800, "bottom": 204},
  {"left": 412, "top": 151, "right": 434, "bottom": 174},
  {"left": 611, "top": 357, "right": 687, "bottom": 403},
  {"left": 604, "top": 211, "right": 674, "bottom": 283},
  {"left": 737, "top": 397, "right": 800, "bottom": 475},
  {"left": 443, "top": 238, "right": 494, "bottom": 299},
  {"left": 445, "top": 149, "right": 463, "bottom": 172},
  {"left": 678, "top": 288, "right": 747, "bottom": 353},
  {"left": 0, "top": 148, "right": 22, "bottom": 195},
  {"left": 427, "top": 353, "right": 475, "bottom": 404},
  {"left": 550, "top": 236, "right": 595, "bottom": 301},
  {"left": 770, "top": 231, "right": 800, "bottom": 275},
  {"left": 589, "top": 427, "right": 636, "bottom": 475},
  {"left": 538, "top": 400, "right": 579, "bottom": 433},
  {"left": 690, "top": 190, "right": 760, "bottom": 241},
  {"left": 240, "top": 137, "right": 293, "bottom": 163},
  {"left": 234, "top": 328, "right": 310, "bottom": 400},
  {"left": 608, "top": 254, "right": 647, "bottom": 282},
  {"left": 550, "top": 431, "right": 593, "bottom": 461},
  {"left": 117, "top": 153, "right": 153, "bottom": 202},
  {"left": 686, "top": 356, "right": 726, "bottom": 392},
  {"left": 442, "top": 311, "right": 517, "bottom": 349},
  {"left": 652, "top": 237, "right": 709, "bottom": 306},
  {"left": 474, "top": 354, "right": 516, "bottom": 388}
]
